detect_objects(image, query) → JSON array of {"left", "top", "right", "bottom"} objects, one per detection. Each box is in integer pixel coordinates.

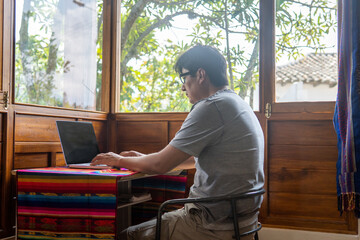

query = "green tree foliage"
[
  {"left": 276, "top": 0, "right": 337, "bottom": 61},
  {"left": 120, "top": 0, "right": 336, "bottom": 112}
]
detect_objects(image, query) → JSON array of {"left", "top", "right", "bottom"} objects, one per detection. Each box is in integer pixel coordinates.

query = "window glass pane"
[
  {"left": 15, "top": 0, "right": 103, "bottom": 111},
  {"left": 275, "top": 0, "right": 337, "bottom": 102},
  {"left": 120, "top": 1, "right": 259, "bottom": 112}
]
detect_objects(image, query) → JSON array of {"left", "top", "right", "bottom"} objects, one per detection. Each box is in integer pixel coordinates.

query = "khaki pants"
[{"left": 122, "top": 207, "right": 256, "bottom": 240}]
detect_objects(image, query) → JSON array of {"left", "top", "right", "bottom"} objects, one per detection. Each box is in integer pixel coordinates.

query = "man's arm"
[
  {"left": 175, "top": 156, "right": 195, "bottom": 170},
  {"left": 91, "top": 144, "right": 191, "bottom": 174}
]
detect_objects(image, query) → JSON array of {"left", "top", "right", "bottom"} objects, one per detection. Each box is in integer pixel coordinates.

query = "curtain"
[{"left": 334, "top": 0, "right": 360, "bottom": 215}]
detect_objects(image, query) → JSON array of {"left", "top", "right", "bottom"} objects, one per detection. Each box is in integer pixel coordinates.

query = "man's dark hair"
[{"left": 174, "top": 45, "right": 229, "bottom": 87}]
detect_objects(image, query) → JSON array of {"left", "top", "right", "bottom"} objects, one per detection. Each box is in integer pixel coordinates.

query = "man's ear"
[{"left": 198, "top": 68, "right": 207, "bottom": 84}]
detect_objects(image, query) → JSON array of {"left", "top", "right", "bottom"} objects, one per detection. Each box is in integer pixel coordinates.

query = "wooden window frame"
[
  {"left": 260, "top": 0, "right": 339, "bottom": 115},
  {"left": 3, "top": 0, "right": 114, "bottom": 114}
]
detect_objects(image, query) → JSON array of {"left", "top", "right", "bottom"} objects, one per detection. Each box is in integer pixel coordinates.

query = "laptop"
[{"left": 56, "top": 120, "right": 112, "bottom": 169}]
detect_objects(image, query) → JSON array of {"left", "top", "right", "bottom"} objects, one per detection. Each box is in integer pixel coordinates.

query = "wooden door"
[{"left": 258, "top": 0, "right": 357, "bottom": 234}]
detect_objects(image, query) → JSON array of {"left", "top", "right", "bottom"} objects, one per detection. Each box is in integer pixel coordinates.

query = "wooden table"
[{"left": 15, "top": 167, "right": 161, "bottom": 240}]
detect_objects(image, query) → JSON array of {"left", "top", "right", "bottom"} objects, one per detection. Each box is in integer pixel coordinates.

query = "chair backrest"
[
  {"left": 228, "top": 189, "right": 265, "bottom": 240},
  {"left": 155, "top": 188, "right": 265, "bottom": 240}
]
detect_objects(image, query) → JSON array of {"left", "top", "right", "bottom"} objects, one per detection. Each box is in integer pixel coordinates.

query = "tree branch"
[
  {"left": 276, "top": 42, "right": 331, "bottom": 50},
  {"left": 97, "top": 8, "right": 103, "bottom": 37},
  {"left": 152, "top": 0, "right": 195, "bottom": 7},
  {"left": 224, "top": 0, "right": 234, "bottom": 90},
  {"left": 122, "top": 10, "right": 193, "bottom": 68},
  {"left": 284, "top": 0, "right": 336, "bottom": 10},
  {"left": 121, "top": 0, "right": 151, "bottom": 53},
  {"left": 239, "top": 38, "right": 259, "bottom": 98},
  {"left": 188, "top": 11, "right": 257, "bottom": 34}
]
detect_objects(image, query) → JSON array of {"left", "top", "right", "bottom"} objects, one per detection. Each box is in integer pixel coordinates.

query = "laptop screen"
[{"left": 56, "top": 121, "right": 100, "bottom": 165}]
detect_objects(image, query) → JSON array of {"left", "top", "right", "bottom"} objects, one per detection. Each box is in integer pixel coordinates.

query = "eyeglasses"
[{"left": 179, "top": 71, "right": 192, "bottom": 84}]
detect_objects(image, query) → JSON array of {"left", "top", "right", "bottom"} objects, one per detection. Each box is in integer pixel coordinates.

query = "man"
[{"left": 91, "top": 45, "right": 264, "bottom": 240}]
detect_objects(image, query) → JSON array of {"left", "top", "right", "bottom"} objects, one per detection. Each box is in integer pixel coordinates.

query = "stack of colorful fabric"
[
  {"left": 17, "top": 167, "right": 136, "bottom": 239},
  {"left": 131, "top": 170, "right": 188, "bottom": 225}
]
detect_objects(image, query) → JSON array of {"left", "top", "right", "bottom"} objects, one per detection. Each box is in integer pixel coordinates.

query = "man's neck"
[{"left": 208, "top": 86, "right": 228, "bottom": 97}]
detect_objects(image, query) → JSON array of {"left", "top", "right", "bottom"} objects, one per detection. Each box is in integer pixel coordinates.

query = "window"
[
  {"left": 275, "top": 0, "right": 337, "bottom": 102},
  {"left": 119, "top": 1, "right": 260, "bottom": 112},
  {"left": 14, "top": 0, "right": 104, "bottom": 111}
]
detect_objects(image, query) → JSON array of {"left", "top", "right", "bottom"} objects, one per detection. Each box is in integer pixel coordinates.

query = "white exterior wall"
[{"left": 276, "top": 82, "right": 338, "bottom": 102}]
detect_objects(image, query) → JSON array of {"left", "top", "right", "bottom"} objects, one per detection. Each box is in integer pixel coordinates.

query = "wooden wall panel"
[
  {"left": 15, "top": 142, "right": 62, "bottom": 153},
  {"left": 15, "top": 115, "right": 107, "bottom": 144},
  {"left": 117, "top": 122, "right": 167, "bottom": 143},
  {"left": 269, "top": 193, "right": 340, "bottom": 220},
  {"left": 0, "top": 142, "right": 2, "bottom": 176},
  {"left": 168, "top": 121, "right": 182, "bottom": 140},
  {"left": 0, "top": 115, "right": 2, "bottom": 201},
  {"left": 114, "top": 115, "right": 189, "bottom": 161},
  {"left": 264, "top": 216, "right": 352, "bottom": 233},
  {"left": 264, "top": 119, "right": 355, "bottom": 234},
  {"left": 0, "top": 114, "right": 3, "bottom": 141},
  {"left": 15, "top": 115, "right": 69, "bottom": 142},
  {"left": 269, "top": 169, "right": 337, "bottom": 194},
  {"left": 56, "top": 153, "right": 66, "bottom": 166},
  {"left": 116, "top": 121, "right": 168, "bottom": 154},
  {"left": 14, "top": 153, "right": 48, "bottom": 169},
  {"left": 92, "top": 119, "right": 108, "bottom": 153},
  {"left": 268, "top": 120, "right": 337, "bottom": 146},
  {"left": 117, "top": 143, "right": 164, "bottom": 154},
  {"left": 269, "top": 145, "right": 337, "bottom": 170}
]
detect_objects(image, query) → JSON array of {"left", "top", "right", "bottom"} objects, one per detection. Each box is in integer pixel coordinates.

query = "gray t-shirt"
[{"left": 170, "top": 89, "right": 264, "bottom": 230}]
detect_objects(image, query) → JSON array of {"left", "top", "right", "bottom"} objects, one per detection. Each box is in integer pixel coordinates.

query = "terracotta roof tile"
[{"left": 276, "top": 53, "right": 337, "bottom": 87}]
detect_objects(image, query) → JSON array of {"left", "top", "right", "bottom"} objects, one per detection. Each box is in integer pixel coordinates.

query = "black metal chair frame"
[{"left": 155, "top": 188, "right": 265, "bottom": 240}]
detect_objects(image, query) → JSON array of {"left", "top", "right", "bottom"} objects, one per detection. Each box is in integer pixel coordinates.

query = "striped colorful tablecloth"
[{"left": 16, "top": 167, "right": 136, "bottom": 240}]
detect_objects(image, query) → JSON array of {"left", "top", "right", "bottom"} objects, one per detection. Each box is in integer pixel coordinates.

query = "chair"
[{"left": 155, "top": 188, "right": 265, "bottom": 240}]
